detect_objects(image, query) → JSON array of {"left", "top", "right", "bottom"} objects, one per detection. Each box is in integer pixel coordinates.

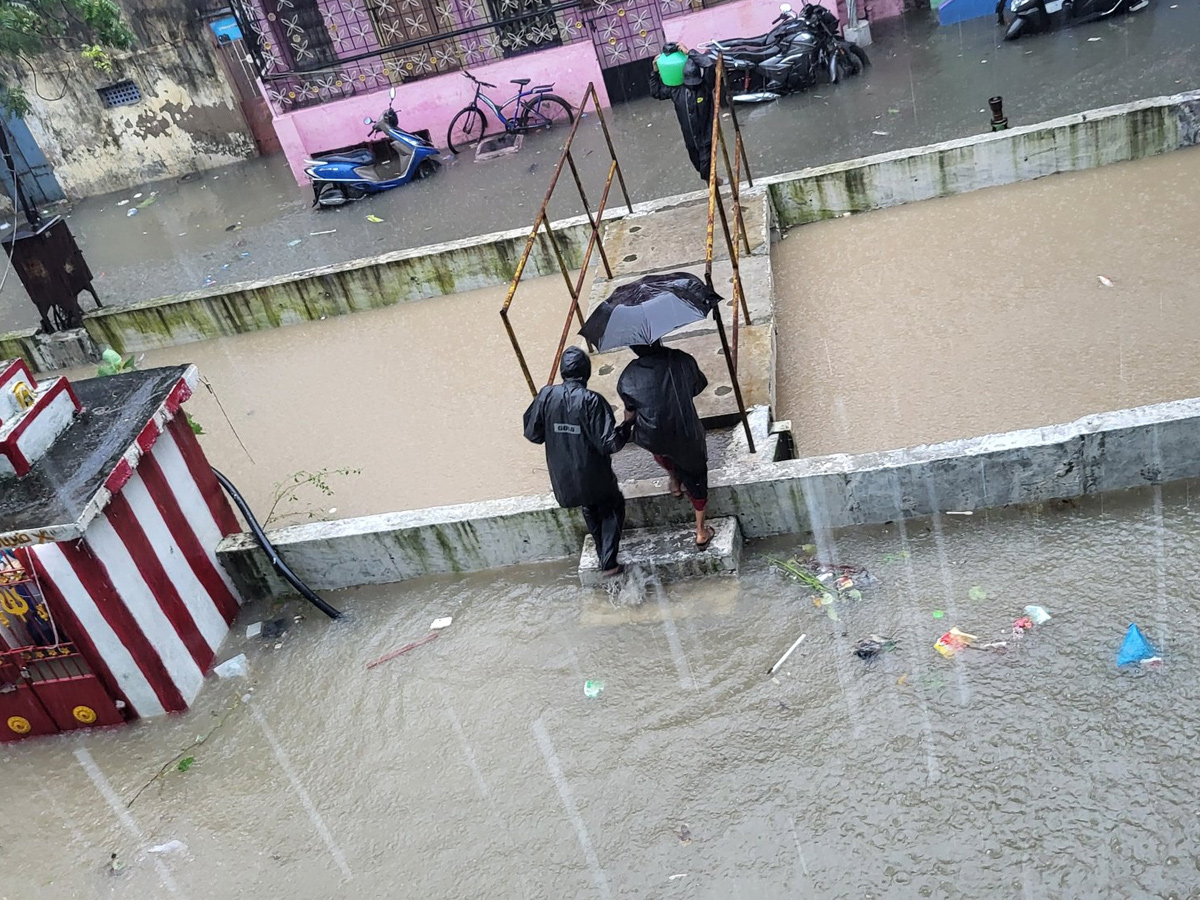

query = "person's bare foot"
[
  {"left": 695, "top": 525, "right": 715, "bottom": 550},
  {"left": 668, "top": 475, "right": 684, "bottom": 499}
]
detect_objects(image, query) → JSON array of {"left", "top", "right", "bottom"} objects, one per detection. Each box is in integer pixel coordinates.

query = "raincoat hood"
[{"left": 560, "top": 346, "right": 592, "bottom": 382}]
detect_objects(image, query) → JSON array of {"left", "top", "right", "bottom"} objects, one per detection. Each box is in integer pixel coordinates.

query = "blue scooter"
[{"left": 305, "top": 88, "right": 441, "bottom": 207}]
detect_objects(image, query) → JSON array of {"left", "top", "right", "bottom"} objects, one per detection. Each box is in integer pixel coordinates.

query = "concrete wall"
[
  {"left": 5, "top": 90, "right": 1199, "bottom": 370},
  {"left": 217, "top": 397, "right": 1200, "bottom": 596},
  {"left": 82, "top": 219, "right": 592, "bottom": 354},
  {"left": 764, "top": 90, "right": 1200, "bottom": 227},
  {"left": 17, "top": 0, "right": 256, "bottom": 198}
]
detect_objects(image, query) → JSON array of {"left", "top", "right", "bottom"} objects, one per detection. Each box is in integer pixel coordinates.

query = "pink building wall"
[
  {"left": 272, "top": 0, "right": 902, "bottom": 184},
  {"left": 276, "top": 43, "right": 609, "bottom": 183}
]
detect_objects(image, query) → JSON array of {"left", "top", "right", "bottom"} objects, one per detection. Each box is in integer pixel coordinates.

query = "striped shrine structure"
[{"left": 0, "top": 360, "right": 242, "bottom": 741}]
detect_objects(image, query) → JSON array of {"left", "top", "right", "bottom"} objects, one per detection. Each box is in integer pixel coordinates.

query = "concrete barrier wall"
[
  {"left": 765, "top": 91, "right": 1200, "bottom": 227},
  {"left": 5, "top": 90, "right": 1198, "bottom": 372},
  {"left": 82, "top": 223, "right": 592, "bottom": 355},
  {"left": 217, "top": 396, "right": 1200, "bottom": 597}
]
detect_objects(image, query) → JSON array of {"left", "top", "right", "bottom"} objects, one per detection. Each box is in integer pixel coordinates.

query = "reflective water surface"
[{"left": 5, "top": 481, "right": 1199, "bottom": 898}]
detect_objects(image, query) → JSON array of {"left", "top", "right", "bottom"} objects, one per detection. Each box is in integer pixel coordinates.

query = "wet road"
[
  {"left": 3, "top": 4, "right": 1198, "bottom": 331},
  {"left": 4, "top": 480, "right": 1199, "bottom": 897}
]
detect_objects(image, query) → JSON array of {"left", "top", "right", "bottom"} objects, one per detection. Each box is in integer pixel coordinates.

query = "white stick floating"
[{"left": 768, "top": 633, "right": 806, "bottom": 675}]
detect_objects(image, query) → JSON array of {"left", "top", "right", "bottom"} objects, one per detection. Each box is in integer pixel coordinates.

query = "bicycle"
[{"left": 446, "top": 71, "right": 574, "bottom": 155}]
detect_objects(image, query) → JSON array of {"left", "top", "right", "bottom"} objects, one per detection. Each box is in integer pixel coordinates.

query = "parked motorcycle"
[
  {"left": 699, "top": 3, "right": 869, "bottom": 103},
  {"left": 304, "top": 88, "right": 441, "bottom": 208},
  {"left": 998, "top": 0, "right": 1148, "bottom": 40}
]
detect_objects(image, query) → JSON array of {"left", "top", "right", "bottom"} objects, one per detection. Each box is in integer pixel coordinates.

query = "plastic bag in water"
[{"left": 1116, "top": 623, "right": 1157, "bottom": 667}]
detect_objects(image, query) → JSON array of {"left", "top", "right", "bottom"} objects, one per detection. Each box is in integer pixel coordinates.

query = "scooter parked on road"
[
  {"left": 698, "top": 4, "right": 869, "bottom": 103},
  {"left": 998, "top": 0, "right": 1148, "bottom": 40},
  {"left": 304, "top": 88, "right": 441, "bottom": 208}
]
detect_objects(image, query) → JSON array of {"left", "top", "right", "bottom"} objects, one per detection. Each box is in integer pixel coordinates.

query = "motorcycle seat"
[
  {"left": 511, "top": 77, "right": 531, "bottom": 86},
  {"left": 317, "top": 150, "right": 375, "bottom": 164},
  {"left": 724, "top": 45, "right": 778, "bottom": 62}
]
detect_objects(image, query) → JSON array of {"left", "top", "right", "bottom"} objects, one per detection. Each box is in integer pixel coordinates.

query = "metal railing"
[
  {"left": 705, "top": 53, "right": 756, "bottom": 453},
  {"left": 500, "top": 82, "right": 633, "bottom": 396}
]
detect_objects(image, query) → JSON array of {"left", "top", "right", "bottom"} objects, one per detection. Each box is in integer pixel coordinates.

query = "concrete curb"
[{"left": 216, "top": 397, "right": 1200, "bottom": 597}]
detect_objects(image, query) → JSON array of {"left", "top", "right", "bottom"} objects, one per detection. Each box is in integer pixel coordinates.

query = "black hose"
[{"left": 211, "top": 468, "right": 343, "bottom": 620}]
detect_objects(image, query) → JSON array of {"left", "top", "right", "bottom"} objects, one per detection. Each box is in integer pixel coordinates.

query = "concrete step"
[
  {"left": 586, "top": 324, "right": 775, "bottom": 424},
  {"left": 578, "top": 516, "right": 743, "bottom": 586},
  {"left": 596, "top": 188, "right": 772, "bottom": 282}
]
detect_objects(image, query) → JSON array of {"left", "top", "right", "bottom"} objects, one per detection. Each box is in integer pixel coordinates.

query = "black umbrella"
[{"left": 579, "top": 272, "right": 723, "bottom": 352}]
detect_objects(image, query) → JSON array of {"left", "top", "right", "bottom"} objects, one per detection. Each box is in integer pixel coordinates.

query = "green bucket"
[{"left": 657, "top": 50, "right": 688, "bottom": 87}]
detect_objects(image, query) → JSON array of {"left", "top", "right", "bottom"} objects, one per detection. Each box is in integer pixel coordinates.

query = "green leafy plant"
[
  {"left": 96, "top": 347, "right": 135, "bottom": 376},
  {"left": 176, "top": 756, "right": 195, "bottom": 773},
  {"left": 266, "top": 467, "right": 361, "bottom": 527},
  {"left": 1, "top": 0, "right": 134, "bottom": 116}
]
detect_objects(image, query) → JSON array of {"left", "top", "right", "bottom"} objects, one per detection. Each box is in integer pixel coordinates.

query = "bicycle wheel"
[
  {"left": 447, "top": 106, "right": 489, "bottom": 155},
  {"left": 517, "top": 94, "right": 574, "bottom": 133}
]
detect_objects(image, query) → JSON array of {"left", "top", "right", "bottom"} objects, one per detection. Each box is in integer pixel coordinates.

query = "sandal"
[{"left": 695, "top": 526, "right": 715, "bottom": 550}]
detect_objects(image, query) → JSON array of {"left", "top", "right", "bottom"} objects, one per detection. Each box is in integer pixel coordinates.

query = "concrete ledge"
[
  {"left": 0, "top": 328, "right": 100, "bottom": 371},
  {"left": 764, "top": 90, "right": 1200, "bottom": 227},
  {"left": 8, "top": 91, "right": 1198, "bottom": 374},
  {"left": 578, "top": 516, "right": 742, "bottom": 586},
  {"left": 216, "top": 396, "right": 1200, "bottom": 597}
]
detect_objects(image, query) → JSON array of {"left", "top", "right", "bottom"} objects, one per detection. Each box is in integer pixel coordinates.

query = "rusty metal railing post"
[
  {"left": 501, "top": 82, "right": 634, "bottom": 396},
  {"left": 713, "top": 304, "right": 754, "bottom": 454}
]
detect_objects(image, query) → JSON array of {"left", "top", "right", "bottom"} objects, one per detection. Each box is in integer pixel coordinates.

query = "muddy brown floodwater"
[
  {"left": 4, "top": 480, "right": 1200, "bottom": 898},
  {"left": 63, "top": 275, "right": 596, "bottom": 520},
  {"left": 775, "top": 147, "right": 1200, "bottom": 458}
]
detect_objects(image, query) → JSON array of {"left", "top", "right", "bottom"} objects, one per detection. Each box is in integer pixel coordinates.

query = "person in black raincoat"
[
  {"left": 523, "top": 346, "right": 631, "bottom": 576},
  {"left": 650, "top": 47, "right": 716, "bottom": 183},
  {"left": 616, "top": 342, "right": 713, "bottom": 549}
]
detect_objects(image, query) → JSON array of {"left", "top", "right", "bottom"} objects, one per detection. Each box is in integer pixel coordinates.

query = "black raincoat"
[
  {"left": 617, "top": 344, "right": 708, "bottom": 476},
  {"left": 649, "top": 53, "right": 715, "bottom": 181},
  {"left": 523, "top": 347, "right": 627, "bottom": 509}
]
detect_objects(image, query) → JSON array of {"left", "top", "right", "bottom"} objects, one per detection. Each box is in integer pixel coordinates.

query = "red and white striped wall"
[{"left": 26, "top": 414, "right": 243, "bottom": 718}]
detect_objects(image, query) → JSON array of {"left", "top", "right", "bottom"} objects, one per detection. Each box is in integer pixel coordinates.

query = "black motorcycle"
[
  {"left": 998, "top": 0, "right": 1148, "bottom": 40},
  {"left": 699, "top": 3, "right": 869, "bottom": 103}
]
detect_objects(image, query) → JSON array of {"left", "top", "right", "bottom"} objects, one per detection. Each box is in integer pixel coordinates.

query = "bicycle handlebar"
[{"left": 462, "top": 71, "right": 496, "bottom": 88}]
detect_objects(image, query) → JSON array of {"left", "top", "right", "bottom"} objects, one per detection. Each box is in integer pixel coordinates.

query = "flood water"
[
  {"left": 5, "top": 480, "right": 1200, "bottom": 898},
  {"left": 776, "top": 147, "right": 1200, "bottom": 457},
  {"left": 66, "top": 274, "right": 589, "bottom": 520}
]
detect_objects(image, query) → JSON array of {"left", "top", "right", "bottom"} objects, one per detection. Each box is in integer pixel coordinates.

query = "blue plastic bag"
[{"left": 1116, "top": 623, "right": 1157, "bottom": 667}]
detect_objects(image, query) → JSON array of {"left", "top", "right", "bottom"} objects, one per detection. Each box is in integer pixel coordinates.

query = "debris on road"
[
  {"left": 584, "top": 678, "right": 605, "bottom": 698},
  {"left": 1098, "top": 275, "right": 1114, "bottom": 287},
  {"left": 853, "top": 634, "right": 899, "bottom": 660},
  {"left": 310, "top": 229, "right": 337, "bottom": 236},
  {"left": 1117, "top": 622, "right": 1157, "bottom": 667},
  {"left": 286, "top": 238, "right": 302, "bottom": 247},
  {"left": 934, "top": 627, "right": 977, "bottom": 658},
  {"left": 768, "top": 632, "right": 806, "bottom": 675},
  {"left": 366, "top": 214, "right": 384, "bottom": 223},
  {"left": 430, "top": 616, "right": 453, "bottom": 630},
  {"left": 367, "top": 631, "right": 439, "bottom": 669},
  {"left": 1024, "top": 605, "right": 1051, "bottom": 625},
  {"left": 148, "top": 840, "right": 187, "bottom": 855},
  {"left": 126, "top": 208, "right": 138, "bottom": 217},
  {"left": 213, "top": 654, "right": 249, "bottom": 679}
]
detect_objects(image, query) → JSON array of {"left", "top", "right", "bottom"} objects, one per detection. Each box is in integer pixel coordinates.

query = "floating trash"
[
  {"left": 1025, "top": 605, "right": 1051, "bottom": 625},
  {"left": 1117, "top": 623, "right": 1157, "bottom": 668},
  {"left": 968, "top": 586, "right": 988, "bottom": 602},
  {"left": 853, "top": 634, "right": 899, "bottom": 660},
  {"left": 583, "top": 679, "right": 605, "bottom": 698},
  {"left": 934, "top": 627, "right": 977, "bottom": 658}
]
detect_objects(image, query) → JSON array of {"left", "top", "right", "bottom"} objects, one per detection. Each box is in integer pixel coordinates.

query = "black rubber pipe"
[{"left": 211, "top": 468, "right": 343, "bottom": 620}]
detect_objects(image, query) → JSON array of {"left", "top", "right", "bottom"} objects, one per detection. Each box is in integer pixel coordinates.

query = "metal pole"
[
  {"left": 590, "top": 83, "right": 633, "bottom": 214},
  {"left": 713, "top": 304, "right": 755, "bottom": 454}
]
